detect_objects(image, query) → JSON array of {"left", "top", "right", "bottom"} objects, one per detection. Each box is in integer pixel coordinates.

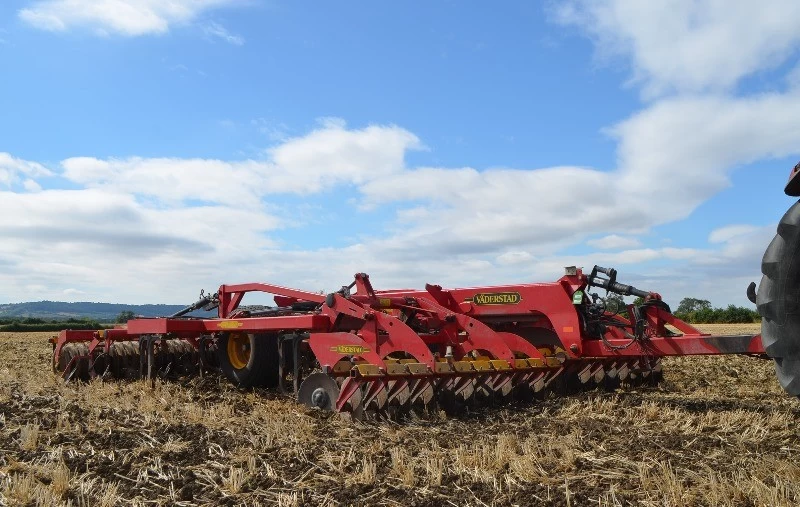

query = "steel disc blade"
[
  {"left": 387, "top": 379, "right": 410, "bottom": 406},
  {"left": 344, "top": 386, "right": 365, "bottom": 421},
  {"left": 298, "top": 372, "right": 340, "bottom": 411},
  {"left": 592, "top": 363, "right": 606, "bottom": 383}
]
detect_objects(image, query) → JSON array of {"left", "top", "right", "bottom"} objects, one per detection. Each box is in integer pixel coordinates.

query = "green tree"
[
  {"left": 116, "top": 310, "right": 136, "bottom": 324},
  {"left": 676, "top": 298, "right": 712, "bottom": 315}
]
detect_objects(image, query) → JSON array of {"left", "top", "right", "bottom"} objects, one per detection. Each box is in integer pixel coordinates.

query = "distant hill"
[{"left": 0, "top": 301, "right": 216, "bottom": 321}]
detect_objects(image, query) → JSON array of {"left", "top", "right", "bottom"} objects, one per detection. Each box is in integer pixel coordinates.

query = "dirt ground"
[{"left": 2, "top": 324, "right": 799, "bottom": 506}]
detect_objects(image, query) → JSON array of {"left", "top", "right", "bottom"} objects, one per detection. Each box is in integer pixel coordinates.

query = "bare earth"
[{"left": 2, "top": 324, "right": 799, "bottom": 506}]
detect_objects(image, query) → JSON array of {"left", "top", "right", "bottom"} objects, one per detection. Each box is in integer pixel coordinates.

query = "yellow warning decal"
[
  {"left": 470, "top": 292, "right": 522, "bottom": 305},
  {"left": 331, "top": 345, "right": 370, "bottom": 355},
  {"left": 378, "top": 298, "right": 392, "bottom": 307},
  {"left": 218, "top": 321, "right": 244, "bottom": 329}
]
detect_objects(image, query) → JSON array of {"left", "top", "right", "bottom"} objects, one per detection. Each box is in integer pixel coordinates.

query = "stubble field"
[{"left": 1, "top": 324, "right": 800, "bottom": 506}]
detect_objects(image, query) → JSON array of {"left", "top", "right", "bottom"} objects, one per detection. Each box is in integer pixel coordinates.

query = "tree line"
[
  {"left": 605, "top": 296, "right": 759, "bottom": 323},
  {"left": 672, "top": 297, "right": 760, "bottom": 324},
  {"left": 606, "top": 294, "right": 761, "bottom": 324},
  {"left": 0, "top": 317, "right": 108, "bottom": 332}
]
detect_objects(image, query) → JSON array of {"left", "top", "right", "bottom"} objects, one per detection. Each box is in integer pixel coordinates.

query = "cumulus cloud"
[
  {"left": 19, "top": 0, "right": 241, "bottom": 37},
  {"left": 555, "top": 0, "right": 800, "bottom": 98},
  {"left": 587, "top": 235, "right": 642, "bottom": 250},
  {"left": 355, "top": 92, "right": 800, "bottom": 253},
  {"left": 708, "top": 225, "right": 761, "bottom": 244},
  {"left": 359, "top": 166, "right": 651, "bottom": 258},
  {"left": 496, "top": 251, "right": 534, "bottom": 266},
  {"left": 0, "top": 186, "right": 282, "bottom": 302},
  {"left": 61, "top": 157, "right": 270, "bottom": 209},
  {"left": 0, "top": 121, "right": 423, "bottom": 303},
  {"left": 0, "top": 115, "right": 780, "bottom": 305},
  {"left": 641, "top": 225, "right": 776, "bottom": 306},
  {"left": 0, "top": 152, "right": 51, "bottom": 188},
  {"left": 267, "top": 122, "right": 422, "bottom": 193},
  {"left": 60, "top": 121, "right": 422, "bottom": 207}
]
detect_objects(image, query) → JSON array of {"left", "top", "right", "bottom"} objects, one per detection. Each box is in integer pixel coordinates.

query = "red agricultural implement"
[{"left": 50, "top": 166, "right": 800, "bottom": 419}]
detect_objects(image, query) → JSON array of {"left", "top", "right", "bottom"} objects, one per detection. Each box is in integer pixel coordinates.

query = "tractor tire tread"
[{"left": 757, "top": 199, "right": 800, "bottom": 395}]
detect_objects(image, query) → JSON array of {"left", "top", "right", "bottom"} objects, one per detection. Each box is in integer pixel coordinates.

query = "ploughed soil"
[{"left": 2, "top": 324, "right": 800, "bottom": 506}]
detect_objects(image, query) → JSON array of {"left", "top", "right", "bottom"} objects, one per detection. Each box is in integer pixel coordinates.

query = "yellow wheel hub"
[{"left": 227, "top": 333, "right": 251, "bottom": 369}]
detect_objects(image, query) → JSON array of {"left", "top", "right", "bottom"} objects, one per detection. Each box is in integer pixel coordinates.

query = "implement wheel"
[
  {"left": 217, "top": 333, "right": 279, "bottom": 388},
  {"left": 758, "top": 200, "right": 800, "bottom": 395}
]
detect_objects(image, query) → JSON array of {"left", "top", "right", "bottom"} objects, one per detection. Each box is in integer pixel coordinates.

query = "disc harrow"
[{"left": 52, "top": 263, "right": 767, "bottom": 421}]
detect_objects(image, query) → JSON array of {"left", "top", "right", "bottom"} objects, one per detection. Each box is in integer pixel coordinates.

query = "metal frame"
[{"left": 52, "top": 267, "right": 765, "bottom": 414}]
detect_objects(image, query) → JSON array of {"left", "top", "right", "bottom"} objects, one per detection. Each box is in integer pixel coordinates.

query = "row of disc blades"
[
  {"left": 299, "top": 358, "right": 663, "bottom": 421},
  {"left": 54, "top": 340, "right": 215, "bottom": 380}
]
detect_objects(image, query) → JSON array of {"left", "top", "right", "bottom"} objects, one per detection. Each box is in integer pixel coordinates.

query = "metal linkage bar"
[
  {"left": 125, "top": 315, "right": 329, "bottom": 336},
  {"left": 582, "top": 333, "right": 764, "bottom": 357}
]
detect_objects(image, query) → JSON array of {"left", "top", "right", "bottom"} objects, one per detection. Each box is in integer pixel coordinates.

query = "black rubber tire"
[
  {"left": 757, "top": 200, "right": 800, "bottom": 395},
  {"left": 217, "top": 333, "right": 279, "bottom": 388}
]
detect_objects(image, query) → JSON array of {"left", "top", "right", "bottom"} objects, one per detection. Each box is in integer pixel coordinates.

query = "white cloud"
[
  {"left": 0, "top": 187, "right": 282, "bottom": 302},
  {"left": 651, "top": 224, "right": 775, "bottom": 306},
  {"left": 19, "top": 0, "right": 241, "bottom": 37},
  {"left": 354, "top": 90, "right": 800, "bottom": 253},
  {"left": 595, "top": 248, "right": 660, "bottom": 265},
  {"left": 611, "top": 91, "right": 800, "bottom": 217},
  {"left": 22, "top": 179, "right": 42, "bottom": 192},
  {"left": 534, "top": 247, "right": 700, "bottom": 275},
  {"left": 708, "top": 224, "right": 760, "bottom": 244},
  {"left": 0, "top": 108, "right": 788, "bottom": 305},
  {"left": 0, "top": 152, "right": 51, "bottom": 188},
  {"left": 61, "top": 156, "right": 270, "bottom": 209},
  {"left": 697, "top": 225, "right": 775, "bottom": 268},
  {"left": 202, "top": 21, "right": 244, "bottom": 45},
  {"left": 0, "top": 122, "right": 424, "bottom": 303},
  {"left": 556, "top": 0, "right": 800, "bottom": 98},
  {"left": 496, "top": 251, "right": 533, "bottom": 266},
  {"left": 587, "top": 234, "right": 642, "bottom": 250},
  {"left": 60, "top": 121, "right": 422, "bottom": 207},
  {"left": 266, "top": 121, "right": 422, "bottom": 194}
]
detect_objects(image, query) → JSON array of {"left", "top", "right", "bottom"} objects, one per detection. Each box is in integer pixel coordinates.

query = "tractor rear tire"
[
  {"left": 757, "top": 200, "right": 800, "bottom": 395},
  {"left": 217, "top": 333, "right": 279, "bottom": 388}
]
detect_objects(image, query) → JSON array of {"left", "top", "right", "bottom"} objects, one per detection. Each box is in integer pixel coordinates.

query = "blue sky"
[{"left": 0, "top": 0, "right": 798, "bottom": 306}]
